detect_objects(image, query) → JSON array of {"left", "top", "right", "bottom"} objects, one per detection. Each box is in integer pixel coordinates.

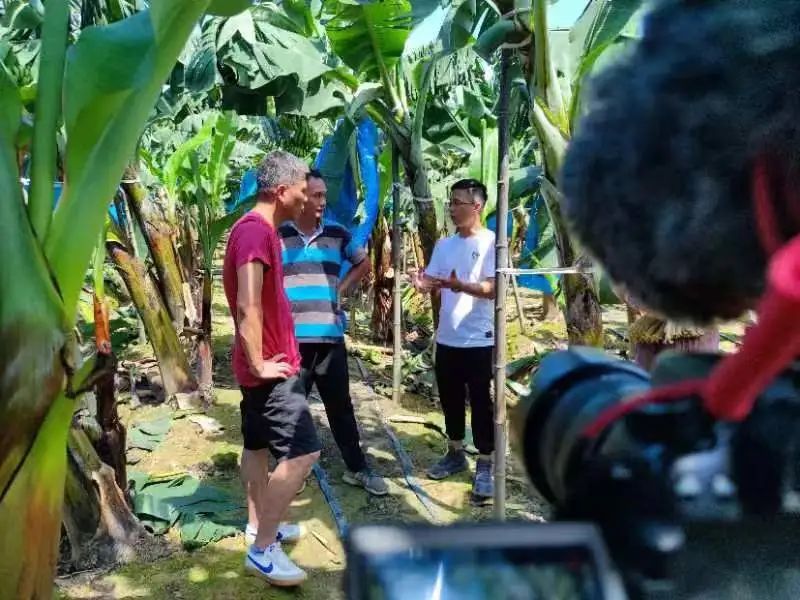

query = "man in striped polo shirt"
[{"left": 279, "top": 169, "right": 388, "bottom": 496}]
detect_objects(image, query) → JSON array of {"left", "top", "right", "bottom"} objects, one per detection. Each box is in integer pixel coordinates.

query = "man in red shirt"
[{"left": 223, "top": 150, "right": 320, "bottom": 587}]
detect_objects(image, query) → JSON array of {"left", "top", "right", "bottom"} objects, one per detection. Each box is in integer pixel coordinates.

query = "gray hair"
[{"left": 256, "top": 150, "right": 308, "bottom": 193}]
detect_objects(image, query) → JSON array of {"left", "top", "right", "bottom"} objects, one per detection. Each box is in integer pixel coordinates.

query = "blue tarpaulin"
[
  {"left": 486, "top": 194, "right": 554, "bottom": 294},
  {"left": 314, "top": 118, "right": 380, "bottom": 278},
  {"left": 232, "top": 118, "right": 381, "bottom": 277}
]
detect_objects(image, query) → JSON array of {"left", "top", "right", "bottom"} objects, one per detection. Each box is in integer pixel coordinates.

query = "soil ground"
[{"left": 56, "top": 283, "right": 745, "bottom": 599}]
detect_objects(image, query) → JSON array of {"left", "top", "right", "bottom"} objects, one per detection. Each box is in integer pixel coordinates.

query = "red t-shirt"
[{"left": 223, "top": 211, "right": 300, "bottom": 387}]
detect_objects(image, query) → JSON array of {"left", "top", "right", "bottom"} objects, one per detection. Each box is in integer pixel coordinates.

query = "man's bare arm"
[
  {"left": 338, "top": 258, "right": 371, "bottom": 297},
  {"left": 236, "top": 262, "right": 292, "bottom": 380},
  {"left": 441, "top": 271, "right": 496, "bottom": 299},
  {"left": 455, "top": 277, "right": 496, "bottom": 299}
]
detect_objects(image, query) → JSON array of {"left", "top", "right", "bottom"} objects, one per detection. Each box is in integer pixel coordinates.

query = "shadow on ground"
[{"left": 57, "top": 533, "right": 344, "bottom": 599}]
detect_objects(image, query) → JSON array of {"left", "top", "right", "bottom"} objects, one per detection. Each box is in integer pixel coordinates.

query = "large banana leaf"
[
  {"left": 215, "top": 5, "right": 332, "bottom": 84},
  {"left": 164, "top": 116, "right": 216, "bottom": 202},
  {"left": 45, "top": 2, "right": 212, "bottom": 321},
  {"left": 570, "top": 0, "right": 643, "bottom": 74},
  {"left": 442, "top": 0, "right": 499, "bottom": 53},
  {"left": 567, "top": 0, "right": 644, "bottom": 123},
  {"left": 299, "top": 77, "right": 348, "bottom": 116},
  {"left": 208, "top": 4, "right": 334, "bottom": 114},
  {"left": 169, "top": 111, "right": 251, "bottom": 273},
  {"left": 468, "top": 121, "right": 498, "bottom": 218},
  {"left": 2, "top": 1, "right": 45, "bottom": 30},
  {"left": 323, "top": 0, "right": 416, "bottom": 81},
  {"left": 0, "top": 2, "right": 241, "bottom": 595},
  {"left": 184, "top": 19, "right": 221, "bottom": 92},
  {"left": 253, "top": 0, "right": 318, "bottom": 36},
  {"left": 253, "top": 19, "right": 331, "bottom": 82}
]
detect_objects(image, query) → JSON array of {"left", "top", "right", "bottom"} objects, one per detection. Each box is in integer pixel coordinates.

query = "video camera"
[{"left": 345, "top": 347, "right": 800, "bottom": 599}]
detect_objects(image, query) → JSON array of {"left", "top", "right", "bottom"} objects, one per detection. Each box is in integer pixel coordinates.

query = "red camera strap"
[
  {"left": 584, "top": 157, "right": 800, "bottom": 438},
  {"left": 703, "top": 159, "right": 800, "bottom": 420}
]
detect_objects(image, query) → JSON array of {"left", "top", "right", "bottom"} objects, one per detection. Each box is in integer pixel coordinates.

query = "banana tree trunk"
[
  {"left": 0, "top": 2, "right": 230, "bottom": 595},
  {"left": 178, "top": 211, "right": 201, "bottom": 327},
  {"left": 62, "top": 426, "right": 146, "bottom": 570},
  {"left": 406, "top": 148, "right": 438, "bottom": 265},
  {"left": 0, "top": 148, "right": 72, "bottom": 596},
  {"left": 197, "top": 270, "right": 214, "bottom": 402},
  {"left": 371, "top": 216, "right": 394, "bottom": 342},
  {"left": 392, "top": 137, "right": 437, "bottom": 263},
  {"left": 543, "top": 191, "right": 603, "bottom": 345},
  {"left": 1, "top": 394, "right": 73, "bottom": 598},
  {"left": 522, "top": 0, "right": 604, "bottom": 346},
  {"left": 123, "top": 176, "right": 186, "bottom": 330},
  {"left": 371, "top": 105, "right": 438, "bottom": 262},
  {"left": 396, "top": 134, "right": 442, "bottom": 326},
  {"left": 107, "top": 241, "right": 197, "bottom": 398},
  {"left": 178, "top": 211, "right": 197, "bottom": 285},
  {"left": 92, "top": 293, "right": 126, "bottom": 490},
  {"left": 370, "top": 104, "right": 441, "bottom": 329},
  {"left": 533, "top": 108, "right": 603, "bottom": 347}
]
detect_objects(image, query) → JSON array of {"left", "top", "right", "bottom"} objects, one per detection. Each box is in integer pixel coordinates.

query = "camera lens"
[{"left": 518, "top": 348, "right": 651, "bottom": 503}]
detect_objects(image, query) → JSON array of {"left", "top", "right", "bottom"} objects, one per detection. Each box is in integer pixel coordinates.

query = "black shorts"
[{"left": 240, "top": 375, "right": 321, "bottom": 460}]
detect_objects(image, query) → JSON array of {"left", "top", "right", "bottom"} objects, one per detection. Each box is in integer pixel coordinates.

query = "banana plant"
[
  {"left": 529, "top": 0, "right": 643, "bottom": 345},
  {"left": 165, "top": 111, "right": 259, "bottom": 392},
  {"left": 186, "top": 0, "right": 450, "bottom": 261},
  {"left": 455, "top": 0, "right": 644, "bottom": 345},
  {"left": 0, "top": 1, "right": 247, "bottom": 596},
  {"left": 187, "top": 1, "right": 342, "bottom": 115},
  {"left": 106, "top": 190, "right": 199, "bottom": 401},
  {"left": 325, "top": 0, "right": 444, "bottom": 262}
]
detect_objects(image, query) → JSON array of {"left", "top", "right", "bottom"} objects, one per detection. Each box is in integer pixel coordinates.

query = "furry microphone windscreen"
[{"left": 562, "top": 0, "right": 800, "bottom": 323}]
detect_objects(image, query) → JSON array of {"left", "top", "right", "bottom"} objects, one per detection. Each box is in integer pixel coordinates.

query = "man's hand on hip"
[{"left": 253, "top": 353, "right": 294, "bottom": 380}]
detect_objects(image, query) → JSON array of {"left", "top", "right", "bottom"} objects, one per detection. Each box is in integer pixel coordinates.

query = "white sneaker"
[
  {"left": 245, "top": 543, "right": 307, "bottom": 586},
  {"left": 245, "top": 522, "right": 304, "bottom": 545}
]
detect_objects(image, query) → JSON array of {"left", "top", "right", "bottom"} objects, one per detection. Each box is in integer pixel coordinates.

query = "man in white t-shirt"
[{"left": 412, "top": 178, "right": 496, "bottom": 503}]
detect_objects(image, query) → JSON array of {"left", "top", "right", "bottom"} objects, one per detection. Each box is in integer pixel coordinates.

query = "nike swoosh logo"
[{"left": 247, "top": 555, "right": 274, "bottom": 574}]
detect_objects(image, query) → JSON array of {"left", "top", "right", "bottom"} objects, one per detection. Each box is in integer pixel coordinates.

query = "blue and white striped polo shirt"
[{"left": 279, "top": 220, "right": 367, "bottom": 343}]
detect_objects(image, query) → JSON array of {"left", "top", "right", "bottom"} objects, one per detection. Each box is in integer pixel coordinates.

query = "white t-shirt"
[{"left": 425, "top": 228, "right": 496, "bottom": 348}]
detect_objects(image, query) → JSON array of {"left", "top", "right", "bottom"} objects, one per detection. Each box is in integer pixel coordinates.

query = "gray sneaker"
[
  {"left": 427, "top": 448, "right": 468, "bottom": 480},
  {"left": 343, "top": 469, "right": 389, "bottom": 496},
  {"left": 472, "top": 458, "right": 494, "bottom": 502}
]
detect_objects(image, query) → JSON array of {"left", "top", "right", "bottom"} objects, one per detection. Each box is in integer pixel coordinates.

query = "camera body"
[
  {"left": 520, "top": 347, "right": 800, "bottom": 598},
  {"left": 346, "top": 348, "right": 800, "bottom": 599}
]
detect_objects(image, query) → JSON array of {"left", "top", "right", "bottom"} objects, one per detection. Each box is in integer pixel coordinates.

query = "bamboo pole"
[
  {"left": 493, "top": 48, "right": 512, "bottom": 519},
  {"left": 391, "top": 146, "right": 404, "bottom": 406}
]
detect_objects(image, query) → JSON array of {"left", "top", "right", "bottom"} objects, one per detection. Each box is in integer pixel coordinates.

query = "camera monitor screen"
[{"left": 346, "top": 523, "right": 622, "bottom": 600}]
